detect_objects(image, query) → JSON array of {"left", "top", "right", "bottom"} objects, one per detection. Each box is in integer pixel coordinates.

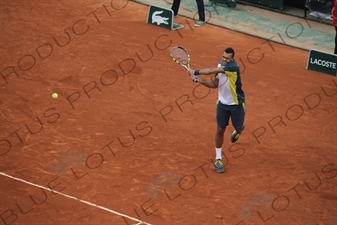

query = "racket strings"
[{"left": 171, "top": 48, "right": 189, "bottom": 65}]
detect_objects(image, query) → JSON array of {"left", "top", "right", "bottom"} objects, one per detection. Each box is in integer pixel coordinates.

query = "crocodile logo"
[{"left": 152, "top": 10, "right": 169, "bottom": 25}]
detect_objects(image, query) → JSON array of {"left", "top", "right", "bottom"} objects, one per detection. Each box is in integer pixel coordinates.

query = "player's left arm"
[{"left": 188, "top": 67, "right": 224, "bottom": 76}]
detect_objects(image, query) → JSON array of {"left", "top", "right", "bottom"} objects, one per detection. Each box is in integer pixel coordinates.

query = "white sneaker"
[{"left": 194, "top": 21, "right": 205, "bottom": 27}]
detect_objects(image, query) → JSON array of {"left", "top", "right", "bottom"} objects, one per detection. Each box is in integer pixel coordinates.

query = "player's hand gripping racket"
[{"left": 170, "top": 46, "right": 198, "bottom": 82}]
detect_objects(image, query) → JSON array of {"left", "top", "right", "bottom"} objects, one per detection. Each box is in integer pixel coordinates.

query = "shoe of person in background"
[{"left": 194, "top": 21, "right": 205, "bottom": 27}]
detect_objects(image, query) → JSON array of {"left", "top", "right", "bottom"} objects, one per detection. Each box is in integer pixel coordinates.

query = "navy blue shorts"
[{"left": 216, "top": 101, "right": 246, "bottom": 130}]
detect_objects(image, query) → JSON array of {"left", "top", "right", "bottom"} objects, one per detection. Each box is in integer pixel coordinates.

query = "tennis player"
[{"left": 188, "top": 47, "right": 245, "bottom": 173}]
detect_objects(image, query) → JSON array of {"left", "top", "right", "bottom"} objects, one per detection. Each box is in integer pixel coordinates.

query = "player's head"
[{"left": 222, "top": 47, "right": 235, "bottom": 64}]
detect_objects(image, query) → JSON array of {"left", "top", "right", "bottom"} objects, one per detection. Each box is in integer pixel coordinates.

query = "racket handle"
[{"left": 193, "top": 77, "right": 198, "bottom": 82}]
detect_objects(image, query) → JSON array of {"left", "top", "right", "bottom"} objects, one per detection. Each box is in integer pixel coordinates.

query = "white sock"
[{"left": 215, "top": 148, "right": 222, "bottom": 160}]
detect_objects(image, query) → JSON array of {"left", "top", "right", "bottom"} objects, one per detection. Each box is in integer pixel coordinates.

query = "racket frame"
[
  {"left": 170, "top": 46, "right": 191, "bottom": 70},
  {"left": 170, "top": 46, "right": 198, "bottom": 82}
]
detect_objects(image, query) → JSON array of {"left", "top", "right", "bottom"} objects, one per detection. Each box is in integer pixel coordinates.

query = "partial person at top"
[{"left": 171, "top": 0, "right": 206, "bottom": 27}]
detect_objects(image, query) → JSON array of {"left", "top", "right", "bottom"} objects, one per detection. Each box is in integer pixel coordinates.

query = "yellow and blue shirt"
[{"left": 216, "top": 61, "right": 245, "bottom": 105}]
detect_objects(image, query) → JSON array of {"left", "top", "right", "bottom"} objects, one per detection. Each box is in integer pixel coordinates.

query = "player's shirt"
[{"left": 216, "top": 60, "right": 245, "bottom": 105}]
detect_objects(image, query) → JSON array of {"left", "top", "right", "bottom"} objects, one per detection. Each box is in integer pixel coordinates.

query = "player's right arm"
[
  {"left": 190, "top": 74, "right": 219, "bottom": 88},
  {"left": 187, "top": 67, "right": 222, "bottom": 88}
]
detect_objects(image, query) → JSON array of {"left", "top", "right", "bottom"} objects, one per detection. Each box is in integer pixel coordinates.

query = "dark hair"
[{"left": 224, "top": 47, "right": 235, "bottom": 58}]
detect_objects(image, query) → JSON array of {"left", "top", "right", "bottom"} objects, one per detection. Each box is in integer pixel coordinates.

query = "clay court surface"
[{"left": 0, "top": 0, "right": 336, "bottom": 225}]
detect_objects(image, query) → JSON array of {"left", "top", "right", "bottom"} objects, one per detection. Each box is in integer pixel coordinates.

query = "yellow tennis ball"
[{"left": 52, "top": 93, "right": 58, "bottom": 99}]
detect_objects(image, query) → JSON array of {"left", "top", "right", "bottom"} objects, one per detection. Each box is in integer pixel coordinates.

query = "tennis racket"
[
  {"left": 170, "top": 46, "right": 197, "bottom": 82},
  {"left": 170, "top": 46, "right": 190, "bottom": 70}
]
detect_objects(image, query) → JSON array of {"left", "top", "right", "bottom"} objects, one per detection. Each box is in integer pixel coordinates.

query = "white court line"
[{"left": 0, "top": 172, "right": 152, "bottom": 225}]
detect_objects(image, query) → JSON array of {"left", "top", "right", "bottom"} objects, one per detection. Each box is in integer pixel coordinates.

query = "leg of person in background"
[
  {"left": 171, "top": 0, "right": 181, "bottom": 16},
  {"left": 334, "top": 26, "right": 337, "bottom": 54},
  {"left": 194, "top": 0, "right": 206, "bottom": 27}
]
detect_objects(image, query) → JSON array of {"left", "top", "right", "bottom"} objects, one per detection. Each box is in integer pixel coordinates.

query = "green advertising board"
[
  {"left": 146, "top": 5, "right": 174, "bottom": 30},
  {"left": 306, "top": 49, "right": 337, "bottom": 76}
]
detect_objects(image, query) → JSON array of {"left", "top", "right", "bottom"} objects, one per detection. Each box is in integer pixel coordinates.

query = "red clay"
[{"left": 0, "top": 1, "right": 336, "bottom": 225}]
